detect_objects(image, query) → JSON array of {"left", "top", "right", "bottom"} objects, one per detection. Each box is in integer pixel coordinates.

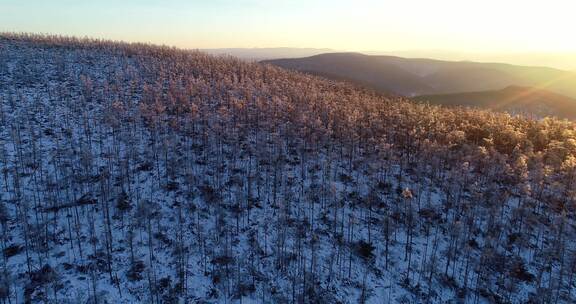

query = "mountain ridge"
[
  {"left": 263, "top": 52, "right": 576, "bottom": 103},
  {"left": 202, "top": 47, "right": 336, "bottom": 60}
]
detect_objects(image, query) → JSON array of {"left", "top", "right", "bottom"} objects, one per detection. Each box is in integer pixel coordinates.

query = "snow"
[{"left": 0, "top": 35, "right": 574, "bottom": 303}]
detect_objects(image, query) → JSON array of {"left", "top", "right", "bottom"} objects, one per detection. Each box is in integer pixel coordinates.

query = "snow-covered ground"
[{"left": 0, "top": 35, "right": 574, "bottom": 303}]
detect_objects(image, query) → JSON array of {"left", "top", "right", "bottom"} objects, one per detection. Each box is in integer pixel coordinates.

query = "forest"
[{"left": 0, "top": 33, "right": 575, "bottom": 303}]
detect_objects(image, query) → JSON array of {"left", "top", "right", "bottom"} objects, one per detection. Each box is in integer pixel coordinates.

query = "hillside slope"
[
  {"left": 0, "top": 34, "right": 575, "bottom": 303},
  {"left": 202, "top": 47, "right": 335, "bottom": 61},
  {"left": 415, "top": 86, "right": 576, "bottom": 119},
  {"left": 263, "top": 53, "right": 434, "bottom": 95},
  {"left": 263, "top": 53, "right": 576, "bottom": 99}
]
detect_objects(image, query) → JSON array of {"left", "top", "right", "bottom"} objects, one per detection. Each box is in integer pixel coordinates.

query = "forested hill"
[
  {"left": 0, "top": 33, "right": 575, "bottom": 303},
  {"left": 415, "top": 86, "right": 576, "bottom": 120}
]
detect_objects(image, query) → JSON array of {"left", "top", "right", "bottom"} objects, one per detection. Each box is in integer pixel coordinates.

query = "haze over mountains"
[
  {"left": 362, "top": 50, "right": 576, "bottom": 71},
  {"left": 264, "top": 53, "right": 576, "bottom": 118},
  {"left": 202, "top": 47, "right": 335, "bottom": 61},
  {"left": 415, "top": 86, "right": 576, "bottom": 120},
  {"left": 203, "top": 48, "right": 576, "bottom": 71}
]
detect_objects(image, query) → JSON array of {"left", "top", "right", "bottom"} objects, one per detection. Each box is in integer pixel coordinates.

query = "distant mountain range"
[
  {"left": 263, "top": 53, "right": 576, "bottom": 119},
  {"left": 263, "top": 53, "right": 576, "bottom": 98},
  {"left": 202, "top": 47, "right": 335, "bottom": 61},
  {"left": 202, "top": 48, "right": 576, "bottom": 70}
]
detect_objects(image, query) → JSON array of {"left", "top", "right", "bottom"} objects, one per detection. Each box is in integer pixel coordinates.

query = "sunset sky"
[{"left": 1, "top": 0, "right": 575, "bottom": 69}]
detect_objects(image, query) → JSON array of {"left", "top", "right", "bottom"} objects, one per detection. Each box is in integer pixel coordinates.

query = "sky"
[{"left": 1, "top": 0, "right": 575, "bottom": 69}]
